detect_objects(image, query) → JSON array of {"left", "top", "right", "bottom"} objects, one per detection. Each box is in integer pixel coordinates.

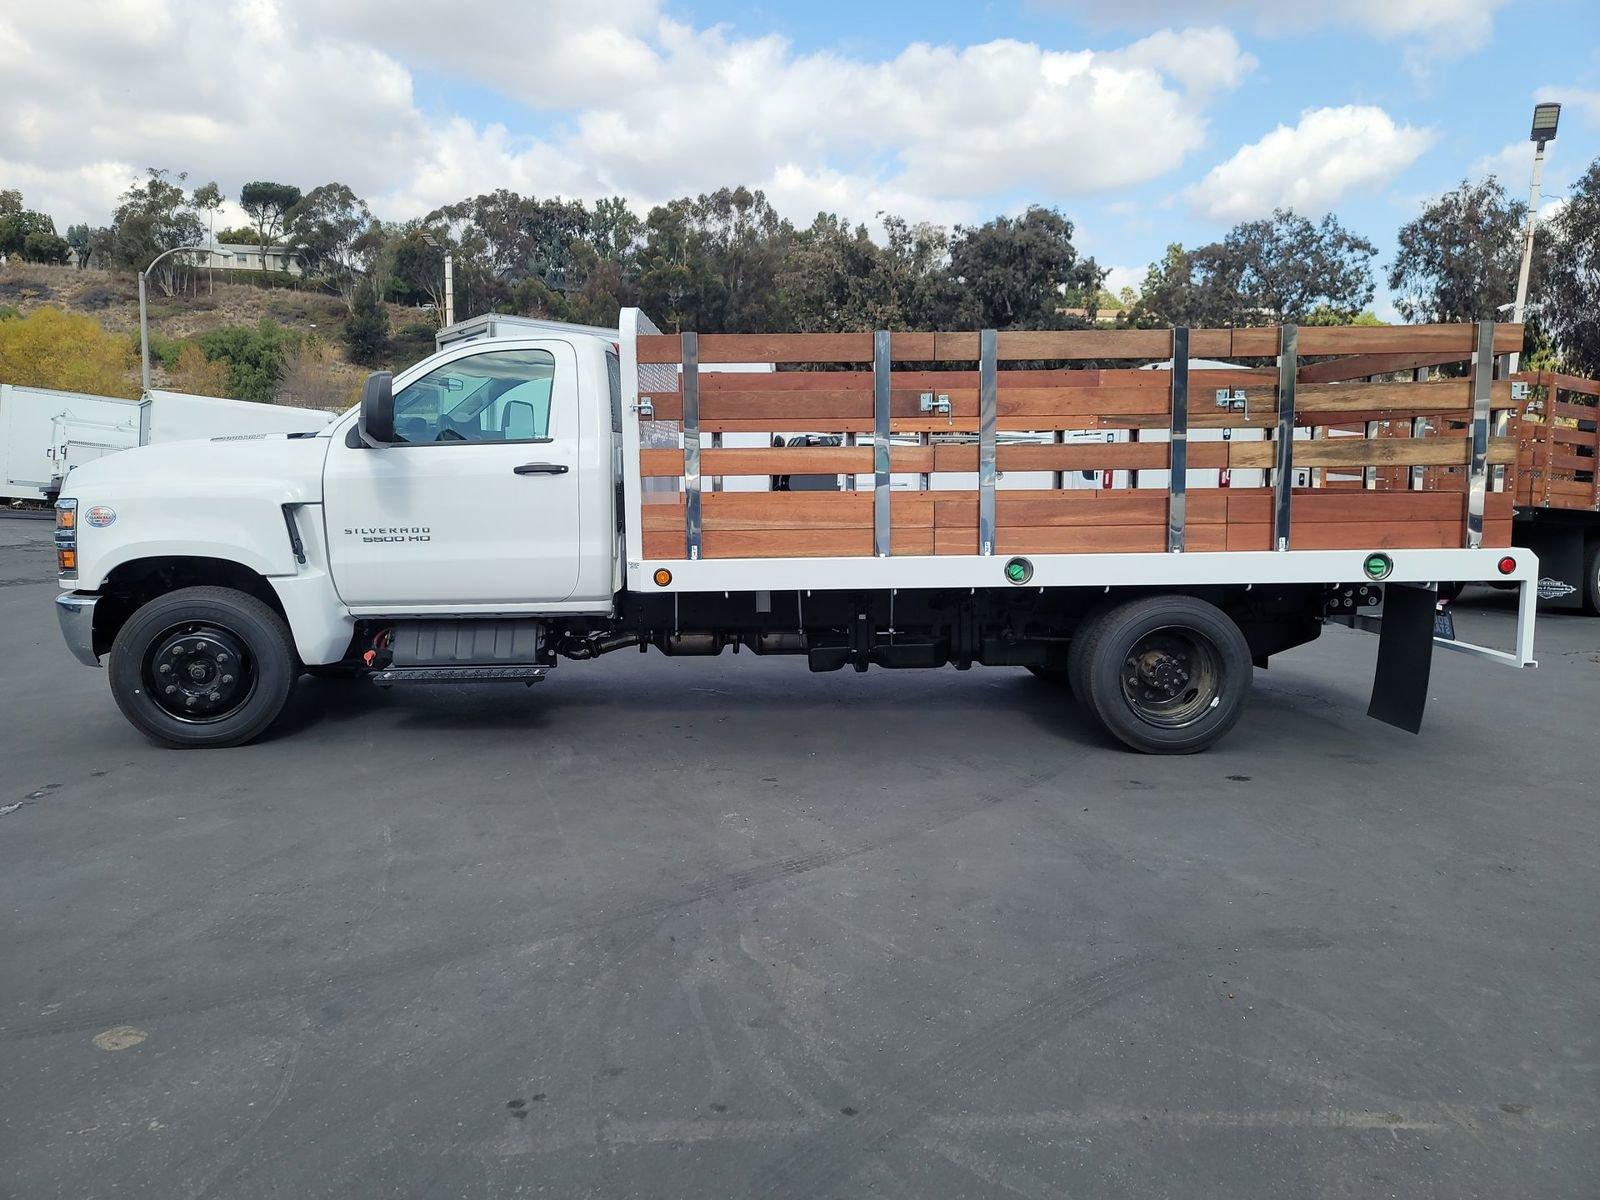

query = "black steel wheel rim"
[
  {"left": 142, "top": 622, "right": 257, "bottom": 724},
  {"left": 1118, "top": 625, "right": 1222, "bottom": 728}
]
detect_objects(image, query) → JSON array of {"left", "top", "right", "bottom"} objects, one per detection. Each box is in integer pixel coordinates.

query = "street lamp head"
[
  {"left": 420, "top": 231, "right": 441, "bottom": 248},
  {"left": 1531, "top": 102, "right": 1560, "bottom": 144}
]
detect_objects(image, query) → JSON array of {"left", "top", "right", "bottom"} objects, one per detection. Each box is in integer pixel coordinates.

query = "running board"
[{"left": 372, "top": 665, "right": 547, "bottom": 686}]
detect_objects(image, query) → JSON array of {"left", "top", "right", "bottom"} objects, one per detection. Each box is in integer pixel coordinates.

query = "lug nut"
[
  {"left": 158, "top": 664, "right": 171, "bottom": 674},
  {"left": 185, "top": 696, "right": 197, "bottom": 707},
  {"left": 164, "top": 685, "right": 177, "bottom": 695},
  {"left": 221, "top": 674, "right": 234, "bottom": 684},
  {"left": 208, "top": 692, "right": 221, "bottom": 702}
]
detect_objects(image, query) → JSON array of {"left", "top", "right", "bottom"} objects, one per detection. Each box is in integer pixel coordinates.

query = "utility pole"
[
  {"left": 1509, "top": 103, "right": 1560, "bottom": 374},
  {"left": 421, "top": 231, "right": 455, "bottom": 327}
]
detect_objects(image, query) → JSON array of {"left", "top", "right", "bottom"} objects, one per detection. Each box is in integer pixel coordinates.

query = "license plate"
[{"left": 1433, "top": 607, "right": 1456, "bottom": 640}]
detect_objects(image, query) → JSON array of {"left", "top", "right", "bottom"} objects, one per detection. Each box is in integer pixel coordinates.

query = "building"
[{"left": 190, "top": 242, "right": 305, "bottom": 276}]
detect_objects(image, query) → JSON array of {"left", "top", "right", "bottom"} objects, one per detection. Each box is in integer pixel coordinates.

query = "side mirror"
[{"left": 358, "top": 372, "right": 395, "bottom": 446}]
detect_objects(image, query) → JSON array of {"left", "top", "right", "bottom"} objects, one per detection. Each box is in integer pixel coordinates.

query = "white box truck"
[{"left": 1, "top": 384, "right": 333, "bottom": 505}]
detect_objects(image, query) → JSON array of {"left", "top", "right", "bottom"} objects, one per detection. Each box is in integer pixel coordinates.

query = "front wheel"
[
  {"left": 108, "top": 586, "right": 297, "bottom": 748},
  {"left": 1076, "top": 595, "right": 1252, "bottom": 754},
  {"left": 1584, "top": 538, "right": 1600, "bottom": 617}
]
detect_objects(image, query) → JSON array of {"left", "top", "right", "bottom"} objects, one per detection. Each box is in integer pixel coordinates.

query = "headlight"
[{"left": 55, "top": 499, "right": 77, "bottom": 578}]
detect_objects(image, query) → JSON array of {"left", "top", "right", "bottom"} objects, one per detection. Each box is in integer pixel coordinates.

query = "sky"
[{"left": 3, "top": 0, "right": 1599, "bottom": 318}]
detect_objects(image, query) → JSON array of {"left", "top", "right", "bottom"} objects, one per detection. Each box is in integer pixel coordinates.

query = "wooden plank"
[
  {"left": 639, "top": 445, "right": 936, "bottom": 477},
  {"left": 643, "top": 526, "right": 935, "bottom": 559},
  {"left": 637, "top": 332, "right": 874, "bottom": 364},
  {"left": 1230, "top": 323, "right": 1522, "bottom": 357},
  {"left": 1551, "top": 400, "right": 1600, "bottom": 422},
  {"left": 1296, "top": 350, "right": 1478, "bottom": 384},
  {"left": 933, "top": 490, "right": 1227, "bottom": 528},
  {"left": 638, "top": 324, "right": 1523, "bottom": 366},
  {"left": 1224, "top": 489, "right": 1512, "bottom": 524},
  {"left": 934, "top": 442, "right": 1176, "bottom": 473},
  {"left": 641, "top": 492, "right": 934, "bottom": 530},
  {"left": 1225, "top": 435, "right": 1518, "bottom": 470},
  {"left": 1543, "top": 371, "right": 1600, "bottom": 396}
]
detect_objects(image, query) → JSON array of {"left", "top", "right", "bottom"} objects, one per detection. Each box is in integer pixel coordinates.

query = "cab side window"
[{"left": 391, "top": 348, "right": 557, "bottom": 445}]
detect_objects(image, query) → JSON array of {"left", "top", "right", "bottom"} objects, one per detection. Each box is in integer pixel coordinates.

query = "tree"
[
  {"left": 0, "top": 190, "right": 21, "bottom": 218},
  {"left": 947, "top": 207, "right": 1102, "bottom": 329},
  {"left": 239, "top": 180, "right": 303, "bottom": 272},
  {"left": 388, "top": 225, "right": 447, "bottom": 313},
  {"left": 638, "top": 187, "right": 792, "bottom": 332},
  {"left": 107, "top": 169, "right": 204, "bottom": 291},
  {"left": 191, "top": 180, "right": 224, "bottom": 292},
  {"left": 343, "top": 278, "right": 389, "bottom": 366},
  {"left": 1134, "top": 210, "right": 1376, "bottom": 327},
  {"left": 287, "top": 183, "right": 374, "bottom": 307},
  {"left": 65, "top": 224, "right": 92, "bottom": 268},
  {"left": 0, "top": 206, "right": 63, "bottom": 261},
  {"left": 1387, "top": 178, "right": 1531, "bottom": 323},
  {"left": 0, "top": 307, "right": 138, "bottom": 397},
  {"left": 214, "top": 225, "right": 260, "bottom": 245},
  {"left": 1541, "top": 157, "right": 1600, "bottom": 377},
  {"left": 23, "top": 231, "right": 70, "bottom": 264}
]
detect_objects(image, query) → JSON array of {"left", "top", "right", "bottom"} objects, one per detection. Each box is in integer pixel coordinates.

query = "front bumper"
[{"left": 55, "top": 592, "right": 100, "bottom": 667}]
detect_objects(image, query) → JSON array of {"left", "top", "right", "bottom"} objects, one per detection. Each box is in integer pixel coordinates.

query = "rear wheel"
[
  {"left": 1077, "top": 595, "right": 1252, "bottom": 754},
  {"left": 108, "top": 586, "right": 297, "bottom": 748}
]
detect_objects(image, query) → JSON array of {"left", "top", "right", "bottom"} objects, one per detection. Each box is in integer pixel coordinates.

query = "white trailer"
[{"left": 1, "top": 384, "right": 334, "bottom": 504}]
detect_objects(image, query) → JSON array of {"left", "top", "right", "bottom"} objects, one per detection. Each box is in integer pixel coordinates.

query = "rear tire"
[
  {"left": 1583, "top": 538, "right": 1600, "bottom": 617},
  {"left": 1078, "top": 595, "right": 1252, "bottom": 754},
  {"left": 109, "top": 586, "right": 297, "bottom": 748}
]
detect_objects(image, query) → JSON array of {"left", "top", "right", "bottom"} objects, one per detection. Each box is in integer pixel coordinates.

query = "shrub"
[
  {"left": 343, "top": 279, "right": 389, "bottom": 367},
  {"left": 0, "top": 306, "right": 138, "bottom": 397},
  {"left": 169, "top": 343, "right": 231, "bottom": 397},
  {"left": 277, "top": 339, "right": 363, "bottom": 410},
  {"left": 195, "top": 320, "right": 297, "bottom": 404}
]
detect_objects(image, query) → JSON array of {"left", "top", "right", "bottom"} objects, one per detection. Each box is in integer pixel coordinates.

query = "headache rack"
[{"left": 617, "top": 312, "right": 1537, "bottom": 669}]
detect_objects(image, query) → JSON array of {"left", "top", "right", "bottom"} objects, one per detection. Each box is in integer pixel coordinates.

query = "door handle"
[{"left": 513, "top": 462, "right": 569, "bottom": 475}]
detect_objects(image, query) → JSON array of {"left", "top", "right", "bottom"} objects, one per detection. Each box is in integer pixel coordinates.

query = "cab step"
[{"left": 372, "top": 665, "right": 547, "bottom": 686}]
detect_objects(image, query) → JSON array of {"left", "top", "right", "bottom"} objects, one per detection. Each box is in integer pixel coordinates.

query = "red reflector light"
[{"left": 1497, "top": 556, "right": 1516, "bottom": 575}]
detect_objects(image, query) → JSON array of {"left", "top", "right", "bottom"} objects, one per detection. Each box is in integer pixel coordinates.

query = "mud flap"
[{"left": 1367, "top": 583, "right": 1436, "bottom": 734}]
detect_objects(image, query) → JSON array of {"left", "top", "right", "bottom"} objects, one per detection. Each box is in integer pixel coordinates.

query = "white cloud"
[
  {"left": 1533, "top": 86, "right": 1600, "bottom": 128},
  {"left": 1036, "top": 0, "right": 1506, "bottom": 59},
  {"left": 1187, "top": 106, "right": 1434, "bottom": 221},
  {"left": 1472, "top": 140, "right": 1542, "bottom": 187},
  {"left": 1102, "top": 264, "right": 1147, "bottom": 298},
  {"left": 0, "top": 2, "right": 1254, "bottom": 233}
]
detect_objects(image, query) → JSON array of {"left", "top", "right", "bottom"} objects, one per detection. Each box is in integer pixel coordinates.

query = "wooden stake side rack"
[
  {"left": 1513, "top": 370, "right": 1600, "bottom": 512},
  {"left": 632, "top": 322, "right": 1526, "bottom": 562}
]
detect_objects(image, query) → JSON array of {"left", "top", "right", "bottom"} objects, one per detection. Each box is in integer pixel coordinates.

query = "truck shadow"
[{"left": 264, "top": 663, "right": 1117, "bottom": 749}]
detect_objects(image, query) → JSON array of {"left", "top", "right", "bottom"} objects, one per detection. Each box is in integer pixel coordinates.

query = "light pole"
[
  {"left": 139, "top": 243, "right": 227, "bottom": 396},
  {"left": 421, "top": 232, "right": 455, "bottom": 327},
  {"left": 1509, "top": 102, "right": 1560, "bottom": 373}
]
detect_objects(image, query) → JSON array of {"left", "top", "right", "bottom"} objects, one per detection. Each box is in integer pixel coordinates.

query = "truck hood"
[{"left": 62, "top": 432, "right": 332, "bottom": 506}]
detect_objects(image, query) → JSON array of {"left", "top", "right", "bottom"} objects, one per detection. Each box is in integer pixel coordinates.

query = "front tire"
[
  {"left": 108, "top": 586, "right": 297, "bottom": 748},
  {"left": 1077, "top": 595, "right": 1252, "bottom": 754}
]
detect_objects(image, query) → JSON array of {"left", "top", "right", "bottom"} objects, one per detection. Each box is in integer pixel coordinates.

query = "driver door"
[{"left": 323, "top": 340, "right": 582, "bottom": 608}]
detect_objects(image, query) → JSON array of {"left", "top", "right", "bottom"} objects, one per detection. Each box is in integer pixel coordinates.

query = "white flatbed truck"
[{"left": 52, "top": 311, "right": 1538, "bottom": 752}]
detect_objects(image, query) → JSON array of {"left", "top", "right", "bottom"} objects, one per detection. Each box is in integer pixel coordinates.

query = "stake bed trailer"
[
  {"left": 53, "top": 310, "right": 1538, "bottom": 752},
  {"left": 1506, "top": 370, "right": 1600, "bottom": 613}
]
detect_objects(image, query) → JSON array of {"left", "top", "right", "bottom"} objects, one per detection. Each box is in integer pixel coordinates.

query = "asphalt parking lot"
[{"left": 2, "top": 511, "right": 1597, "bottom": 1199}]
